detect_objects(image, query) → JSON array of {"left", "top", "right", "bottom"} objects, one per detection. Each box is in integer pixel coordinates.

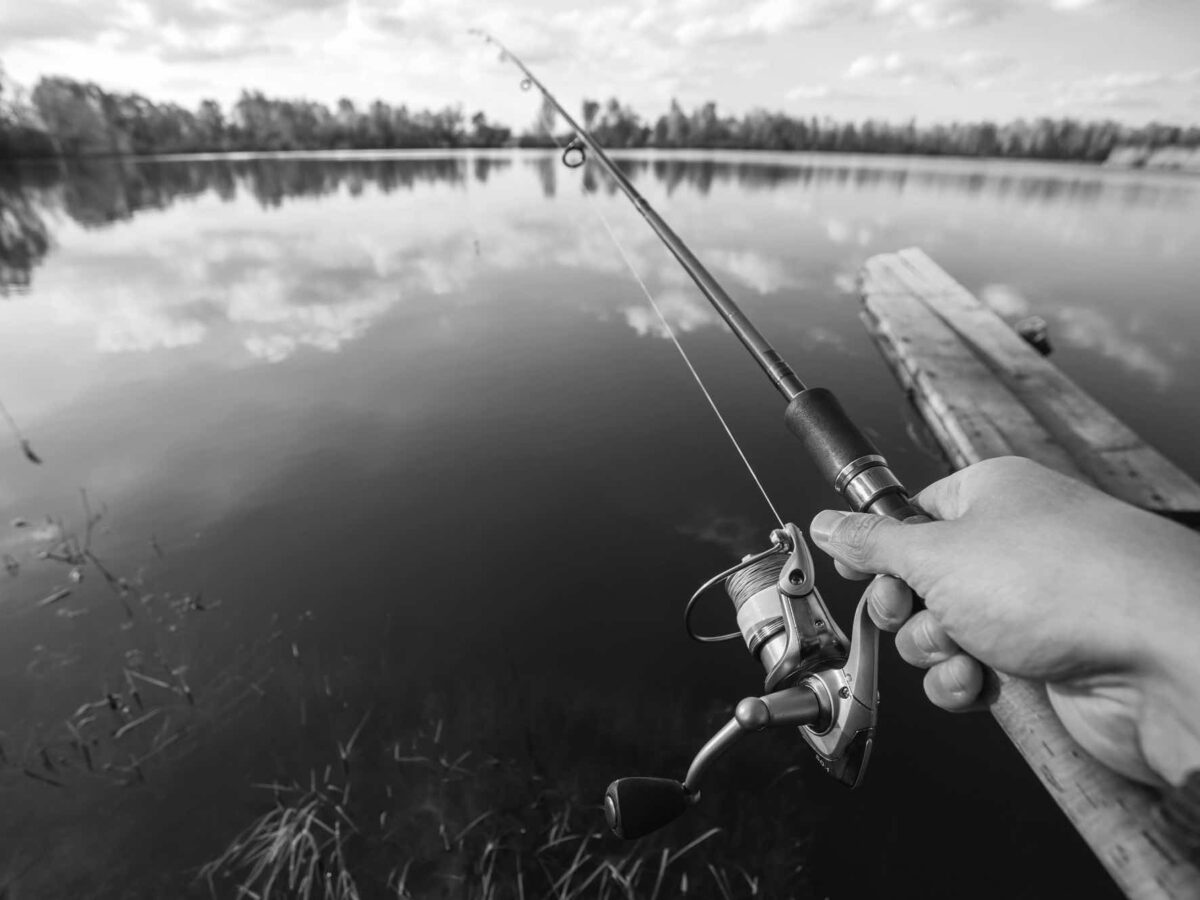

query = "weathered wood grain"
[
  {"left": 868, "top": 248, "right": 1200, "bottom": 516},
  {"left": 858, "top": 248, "right": 1200, "bottom": 900}
]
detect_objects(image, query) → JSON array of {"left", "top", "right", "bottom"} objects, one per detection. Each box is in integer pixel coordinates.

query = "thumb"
[{"left": 809, "top": 509, "right": 929, "bottom": 581}]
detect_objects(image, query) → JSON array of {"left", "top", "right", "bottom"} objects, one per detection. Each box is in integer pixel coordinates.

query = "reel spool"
[{"left": 726, "top": 549, "right": 848, "bottom": 691}]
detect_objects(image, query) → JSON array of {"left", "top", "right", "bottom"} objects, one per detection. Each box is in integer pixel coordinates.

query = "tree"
[
  {"left": 197, "top": 99, "right": 224, "bottom": 151},
  {"left": 31, "top": 77, "right": 118, "bottom": 155},
  {"left": 9, "top": 67, "right": 1200, "bottom": 162},
  {"left": 581, "top": 99, "right": 600, "bottom": 131},
  {"left": 661, "top": 99, "right": 688, "bottom": 147},
  {"left": 0, "top": 63, "right": 55, "bottom": 157},
  {"left": 469, "top": 111, "right": 511, "bottom": 148}
]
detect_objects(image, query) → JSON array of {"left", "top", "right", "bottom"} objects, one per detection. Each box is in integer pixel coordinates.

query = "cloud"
[
  {"left": 622, "top": 289, "right": 720, "bottom": 339},
  {"left": 708, "top": 250, "right": 804, "bottom": 295},
  {"left": 872, "top": 0, "right": 1013, "bottom": 30},
  {"left": 785, "top": 83, "right": 871, "bottom": 102},
  {"left": 872, "top": 0, "right": 1103, "bottom": 30},
  {"left": 802, "top": 325, "right": 850, "bottom": 352},
  {"left": 677, "top": 512, "right": 764, "bottom": 557},
  {"left": 31, "top": 161, "right": 749, "bottom": 365},
  {"left": 0, "top": 0, "right": 340, "bottom": 62},
  {"left": 845, "top": 50, "right": 1018, "bottom": 86},
  {"left": 158, "top": 38, "right": 293, "bottom": 64},
  {"left": 673, "top": 0, "right": 860, "bottom": 44},
  {"left": 225, "top": 268, "right": 398, "bottom": 362},
  {"left": 665, "top": 0, "right": 1099, "bottom": 46},
  {"left": 979, "top": 283, "right": 1032, "bottom": 318},
  {"left": 1055, "top": 306, "right": 1172, "bottom": 390},
  {"left": 42, "top": 217, "right": 460, "bottom": 364},
  {"left": 1046, "top": 68, "right": 1200, "bottom": 111},
  {"left": 0, "top": 0, "right": 130, "bottom": 46},
  {"left": 94, "top": 301, "right": 210, "bottom": 353},
  {"left": 824, "top": 217, "right": 874, "bottom": 247},
  {"left": 833, "top": 271, "right": 859, "bottom": 295}
]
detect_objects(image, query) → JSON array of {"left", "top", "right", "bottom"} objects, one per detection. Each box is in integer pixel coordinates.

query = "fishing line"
[
  {"left": 480, "top": 35, "right": 942, "bottom": 847},
  {"left": 535, "top": 111, "right": 785, "bottom": 528}
]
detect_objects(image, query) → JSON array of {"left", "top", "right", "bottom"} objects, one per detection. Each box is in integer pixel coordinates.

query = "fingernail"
[
  {"left": 810, "top": 510, "right": 847, "bottom": 544},
  {"left": 945, "top": 663, "right": 968, "bottom": 695}
]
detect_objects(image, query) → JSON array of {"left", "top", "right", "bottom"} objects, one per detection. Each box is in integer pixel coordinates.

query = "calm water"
[{"left": 2, "top": 151, "right": 1199, "bottom": 898}]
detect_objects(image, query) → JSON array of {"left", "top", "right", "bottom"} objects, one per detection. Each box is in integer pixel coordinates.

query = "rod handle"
[
  {"left": 865, "top": 490, "right": 926, "bottom": 523},
  {"left": 784, "top": 387, "right": 922, "bottom": 519}
]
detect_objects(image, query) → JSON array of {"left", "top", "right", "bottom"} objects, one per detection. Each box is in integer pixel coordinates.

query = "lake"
[{"left": 1, "top": 150, "right": 1198, "bottom": 898}]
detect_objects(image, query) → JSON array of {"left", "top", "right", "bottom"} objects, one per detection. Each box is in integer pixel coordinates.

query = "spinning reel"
[{"left": 604, "top": 524, "right": 879, "bottom": 839}]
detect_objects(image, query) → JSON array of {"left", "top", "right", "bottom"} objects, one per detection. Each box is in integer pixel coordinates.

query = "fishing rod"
[{"left": 475, "top": 31, "right": 927, "bottom": 839}]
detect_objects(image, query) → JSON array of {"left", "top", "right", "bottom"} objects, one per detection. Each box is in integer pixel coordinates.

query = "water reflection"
[
  {"left": 1, "top": 151, "right": 1197, "bottom": 898},
  {"left": 0, "top": 170, "right": 51, "bottom": 294},
  {"left": 1057, "top": 305, "right": 1176, "bottom": 389},
  {"left": 3, "top": 151, "right": 1195, "bottom": 298}
]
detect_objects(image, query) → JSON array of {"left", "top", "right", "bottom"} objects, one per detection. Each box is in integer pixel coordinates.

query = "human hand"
[{"left": 809, "top": 456, "right": 1200, "bottom": 788}]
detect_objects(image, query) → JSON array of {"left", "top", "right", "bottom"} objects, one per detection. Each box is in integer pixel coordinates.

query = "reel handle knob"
[{"left": 604, "top": 777, "right": 693, "bottom": 839}]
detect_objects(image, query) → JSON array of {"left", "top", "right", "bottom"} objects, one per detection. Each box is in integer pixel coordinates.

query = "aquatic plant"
[
  {"left": 199, "top": 777, "right": 361, "bottom": 900},
  {"left": 198, "top": 690, "right": 806, "bottom": 900},
  {"left": 0, "top": 489, "right": 278, "bottom": 798}
]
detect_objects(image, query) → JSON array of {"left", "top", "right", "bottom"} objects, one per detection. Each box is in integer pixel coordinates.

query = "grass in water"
[
  {"left": 199, "top": 777, "right": 360, "bottom": 900},
  {"left": 198, "top": 697, "right": 792, "bottom": 900}
]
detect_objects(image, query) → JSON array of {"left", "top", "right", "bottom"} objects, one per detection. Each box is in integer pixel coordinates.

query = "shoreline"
[{"left": 6, "top": 145, "right": 1198, "bottom": 182}]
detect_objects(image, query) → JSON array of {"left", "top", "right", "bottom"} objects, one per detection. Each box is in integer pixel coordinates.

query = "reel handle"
[
  {"left": 604, "top": 687, "right": 823, "bottom": 839},
  {"left": 604, "top": 777, "right": 692, "bottom": 839}
]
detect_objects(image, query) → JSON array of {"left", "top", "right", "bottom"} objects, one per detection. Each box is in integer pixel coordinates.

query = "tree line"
[
  {"left": 570, "top": 97, "right": 1200, "bottom": 162},
  {"left": 3, "top": 64, "right": 1199, "bottom": 162},
  {"left": 0, "top": 67, "right": 513, "bottom": 157}
]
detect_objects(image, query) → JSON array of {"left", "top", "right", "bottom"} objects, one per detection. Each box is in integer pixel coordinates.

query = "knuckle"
[
  {"left": 866, "top": 589, "right": 899, "bottom": 631},
  {"left": 922, "top": 667, "right": 951, "bottom": 707},
  {"left": 895, "top": 620, "right": 929, "bottom": 667},
  {"left": 925, "top": 655, "right": 982, "bottom": 712},
  {"left": 913, "top": 615, "right": 937, "bottom": 654},
  {"left": 897, "top": 612, "right": 956, "bottom": 667},
  {"left": 831, "top": 514, "right": 887, "bottom": 568},
  {"left": 896, "top": 637, "right": 924, "bottom": 667},
  {"left": 976, "top": 455, "right": 1034, "bottom": 481},
  {"left": 925, "top": 664, "right": 966, "bottom": 710}
]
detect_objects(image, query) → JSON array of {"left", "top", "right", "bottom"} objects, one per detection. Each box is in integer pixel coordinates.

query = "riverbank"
[{"left": 1105, "top": 144, "right": 1200, "bottom": 172}]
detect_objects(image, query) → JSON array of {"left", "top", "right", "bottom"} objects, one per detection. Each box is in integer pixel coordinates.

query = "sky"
[{"left": 1, "top": 0, "right": 1198, "bottom": 127}]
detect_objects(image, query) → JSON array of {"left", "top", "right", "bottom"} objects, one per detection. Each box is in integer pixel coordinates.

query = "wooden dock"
[{"left": 859, "top": 247, "right": 1200, "bottom": 900}]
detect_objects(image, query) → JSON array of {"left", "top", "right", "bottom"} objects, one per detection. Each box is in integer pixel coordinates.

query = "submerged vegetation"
[
  {"left": 196, "top": 693, "right": 815, "bottom": 900},
  {"left": 0, "top": 479, "right": 820, "bottom": 896},
  {"left": 198, "top": 727, "right": 743, "bottom": 899},
  {"left": 3, "top": 62, "right": 1199, "bottom": 163},
  {"left": 0, "top": 492, "right": 264, "bottom": 795}
]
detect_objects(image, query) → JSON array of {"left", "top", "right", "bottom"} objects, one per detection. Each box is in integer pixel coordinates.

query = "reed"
[
  {"left": 199, "top": 777, "right": 360, "bottom": 900},
  {"left": 198, "top": 681, "right": 815, "bottom": 900}
]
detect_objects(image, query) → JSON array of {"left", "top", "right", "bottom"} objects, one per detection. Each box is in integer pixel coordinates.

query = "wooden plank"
[
  {"left": 876, "top": 248, "right": 1200, "bottom": 516},
  {"left": 860, "top": 262, "right": 1085, "bottom": 476},
  {"left": 858, "top": 249, "right": 1200, "bottom": 900}
]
